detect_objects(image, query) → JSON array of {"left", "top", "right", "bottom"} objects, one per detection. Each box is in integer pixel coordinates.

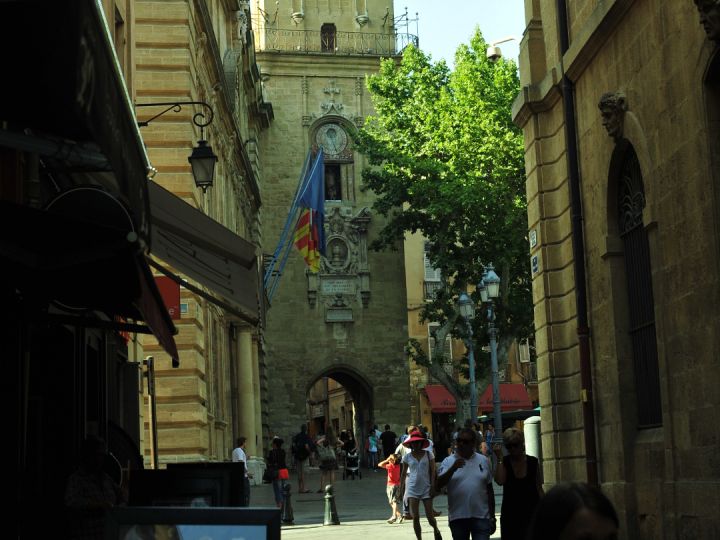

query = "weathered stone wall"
[
  {"left": 255, "top": 48, "right": 411, "bottom": 442},
  {"left": 515, "top": 0, "right": 720, "bottom": 538}
]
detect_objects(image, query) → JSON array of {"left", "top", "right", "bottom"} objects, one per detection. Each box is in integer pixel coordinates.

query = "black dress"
[{"left": 500, "top": 455, "right": 540, "bottom": 540}]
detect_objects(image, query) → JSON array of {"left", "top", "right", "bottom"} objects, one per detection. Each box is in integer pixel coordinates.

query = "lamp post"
[
  {"left": 478, "top": 264, "right": 502, "bottom": 443},
  {"left": 457, "top": 292, "right": 477, "bottom": 423}
]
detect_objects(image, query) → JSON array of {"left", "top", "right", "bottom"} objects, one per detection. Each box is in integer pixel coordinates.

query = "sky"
[{"left": 393, "top": 0, "right": 526, "bottom": 69}]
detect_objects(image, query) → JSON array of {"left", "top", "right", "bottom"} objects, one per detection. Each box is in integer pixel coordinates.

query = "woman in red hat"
[{"left": 399, "top": 430, "right": 443, "bottom": 540}]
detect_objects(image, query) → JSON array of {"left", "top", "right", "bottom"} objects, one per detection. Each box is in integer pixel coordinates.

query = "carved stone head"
[
  {"left": 695, "top": 0, "right": 720, "bottom": 43},
  {"left": 598, "top": 92, "right": 628, "bottom": 141}
]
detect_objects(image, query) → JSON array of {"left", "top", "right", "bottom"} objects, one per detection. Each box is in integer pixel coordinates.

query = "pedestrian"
[
  {"left": 484, "top": 425, "right": 495, "bottom": 447},
  {"left": 291, "top": 424, "right": 313, "bottom": 494},
  {"left": 378, "top": 453, "right": 403, "bottom": 524},
  {"left": 266, "top": 436, "right": 288, "bottom": 508},
  {"left": 526, "top": 482, "right": 619, "bottom": 540},
  {"left": 367, "top": 430, "right": 379, "bottom": 471},
  {"left": 436, "top": 428, "right": 495, "bottom": 540},
  {"left": 231, "top": 436, "right": 251, "bottom": 506},
  {"left": 493, "top": 428, "right": 544, "bottom": 540},
  {"left": 343, "top": 430, "right": 358, "bottom": 455},
  {"left": 316, "top": 435, "right": 338, "bottom": 493},
  {"left": 399, "top": 430, "right": 443, "bottom": 540},
  {"left": 380, "top": 424, "right": 398, "bottom": 459}
]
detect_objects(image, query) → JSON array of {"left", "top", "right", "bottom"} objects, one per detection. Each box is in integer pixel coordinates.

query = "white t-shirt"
[
  {"left": 438, "top": 452, "right": 493, "bottom": 522},
  {"left": 232, "top": 446, "right": 249, "bottom": 478}
]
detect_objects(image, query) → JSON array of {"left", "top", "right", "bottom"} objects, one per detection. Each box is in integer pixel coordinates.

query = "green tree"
[{"left": 357, "top": 31, "right": 532, "bottom": 422}]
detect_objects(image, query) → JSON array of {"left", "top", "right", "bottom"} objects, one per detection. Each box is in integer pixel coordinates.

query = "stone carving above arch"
[
  {"left": 305, "top": 206, "right": 372, "bottom": 309},
  {"left": 694, "top": 0, "right": 720, "bottom": 44},
  {"left": 598, "top": 91, "right": 628, "bottom": 142}
]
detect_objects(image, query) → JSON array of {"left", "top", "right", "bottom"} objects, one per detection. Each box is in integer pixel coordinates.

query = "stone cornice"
[
  {"left": 564, "top": 0, "right": 635, "bottom": 83},
  {"left": 512, "top": 0, "right": 635, "bottom": 128},
  {"left": 512, "top": 66, "right": 562, "bottom": 128}
]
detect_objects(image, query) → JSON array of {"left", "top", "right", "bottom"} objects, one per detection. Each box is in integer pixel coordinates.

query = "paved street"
[{"left": 250, "top": 465, "right": 503, "bottom": 539}]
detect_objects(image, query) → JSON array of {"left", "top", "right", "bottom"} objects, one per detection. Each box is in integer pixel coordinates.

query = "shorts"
[{"left": 386, "top": 484, "right": 400, "bottom": 505}]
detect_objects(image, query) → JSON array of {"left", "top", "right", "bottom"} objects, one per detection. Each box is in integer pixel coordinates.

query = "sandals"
[{"left": 387, "top": 517, "right": 397, "bottom": 524}]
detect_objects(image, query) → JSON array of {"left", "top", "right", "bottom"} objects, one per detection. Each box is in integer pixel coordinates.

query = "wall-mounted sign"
[
  {"left": 529, "top": 229, "right": 537, "bottom": 249},
  {"left": 531, "top": 255, "right": 540, "bottom": 274}
]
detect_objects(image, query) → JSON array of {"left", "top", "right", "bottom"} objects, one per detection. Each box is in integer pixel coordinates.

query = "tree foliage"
[{"left": 357, "top": 31, "right": 533, "bottom": 406}]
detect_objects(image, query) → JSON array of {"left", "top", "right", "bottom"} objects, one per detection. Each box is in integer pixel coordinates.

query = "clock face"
[{"left": 316, "top": 123, "right": 348, "bottom": 156}]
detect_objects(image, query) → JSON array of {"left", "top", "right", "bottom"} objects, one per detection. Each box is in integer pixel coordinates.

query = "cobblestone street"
[{"left": 251, "top": 465, "right": 503, "bottom": 539}]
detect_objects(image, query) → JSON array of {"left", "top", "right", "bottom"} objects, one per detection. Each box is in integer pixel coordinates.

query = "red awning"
[
  {"left": 479, "top": 383, "right": 533, "bottom": 412},
  {"left": 424, "top": 383, "right": 533, "bottom": 414},
  {"left": 424, "top": 385, "right": 457, "bottom": 413}
]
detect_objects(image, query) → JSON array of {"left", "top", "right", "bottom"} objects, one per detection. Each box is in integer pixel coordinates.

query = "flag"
[{"left": 294, "top": 149, "right": 325, "bottom": 271}]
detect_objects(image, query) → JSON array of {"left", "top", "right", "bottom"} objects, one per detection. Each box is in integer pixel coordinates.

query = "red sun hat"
[{"left": 403, "top": 431, "right": 430, "bottom": 449}]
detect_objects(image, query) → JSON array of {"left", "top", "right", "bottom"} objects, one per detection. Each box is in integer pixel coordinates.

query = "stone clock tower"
[{"left": 252, "top": 0, "right": 415, "bottom": 443}]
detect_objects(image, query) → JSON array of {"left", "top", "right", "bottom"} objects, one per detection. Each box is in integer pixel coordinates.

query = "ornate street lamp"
[
  {"left": 187, "top": 139, "right": 218, "bottom": 192},
  {"left": 479, "top": 263, "right": 502, "bottom": 445},
  {"left": 457, "top": 292, "right": 477, "bottom": 422},
  {"left": 136, "top": 101, "right": 217, "bottom": 192}
]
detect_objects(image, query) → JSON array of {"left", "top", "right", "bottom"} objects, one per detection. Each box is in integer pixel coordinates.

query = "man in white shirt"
[
  {"left": 436, "top": 428, "right": 495, "bottom": 540},
  {"left": 232, "top": 436, "right": 250, "bottom": 506}
]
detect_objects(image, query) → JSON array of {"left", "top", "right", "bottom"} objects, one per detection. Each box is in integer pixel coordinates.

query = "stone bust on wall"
[
  {"left": 598, "top": 92, "right": 628, "bottom": 142},
  {"left": 695, "top": 0, "right": 720, "bottom": 43}
]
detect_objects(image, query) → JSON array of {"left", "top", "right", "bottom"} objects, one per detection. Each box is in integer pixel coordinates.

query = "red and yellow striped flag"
[{"left": 294, "top": 208, "right": 321, "bottom": 272}]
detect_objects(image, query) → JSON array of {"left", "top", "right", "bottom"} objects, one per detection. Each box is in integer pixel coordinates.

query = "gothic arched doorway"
[{"left": 305, "top": 365, "right": 372, "bottom": 456}]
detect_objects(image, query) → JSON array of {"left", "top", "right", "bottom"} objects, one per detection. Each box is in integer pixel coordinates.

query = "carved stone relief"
[
  {"left": 321, "top": 79, "right": 345, "bottom": 114},
  {"left": 306, "top": 206, "right": 372, "bottom": 310},
  {"left": 598, "top": 92, "right": 627, "bottom": 142},
  {"left": 695, "top": 0, "right": 720, "bottom": 43}
]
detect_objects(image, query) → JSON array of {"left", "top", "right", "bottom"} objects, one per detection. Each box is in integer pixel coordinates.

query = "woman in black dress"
[{"left": 493, "top": 428, "right": 544, "bottom": 540}]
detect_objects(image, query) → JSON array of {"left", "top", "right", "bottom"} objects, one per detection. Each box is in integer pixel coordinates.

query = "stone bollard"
[
  {"left": 323, "top": 484, "right": 340, "bottom": 525},
  {"left": 281, "top": 483, "right": 294, "bottom": 524}
]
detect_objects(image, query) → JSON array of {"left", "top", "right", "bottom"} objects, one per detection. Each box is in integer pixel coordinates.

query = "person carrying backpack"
[{"left": 292, "top": 424, "right": 313, "bottom": 494}]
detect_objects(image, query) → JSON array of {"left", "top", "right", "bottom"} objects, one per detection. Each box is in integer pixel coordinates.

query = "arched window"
[
  {"left": 321, "top": 23, "right": 336, "bottom": 52},
  {"left": 617, "top": 145, "right": 662, "bottom": 428}
]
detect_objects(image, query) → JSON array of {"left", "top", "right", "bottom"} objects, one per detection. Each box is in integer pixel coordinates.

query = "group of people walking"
[{"left": 263, "top": 422, "right": 620, "bottom": 540}]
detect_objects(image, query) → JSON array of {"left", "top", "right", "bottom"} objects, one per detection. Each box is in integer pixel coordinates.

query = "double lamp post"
[{"left": 456, "top": 264, "right": 502, "bottom": 442}]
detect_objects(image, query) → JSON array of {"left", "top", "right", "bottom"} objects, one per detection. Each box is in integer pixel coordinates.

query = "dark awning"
[
  {"left": 0, "top": 200, "right": 179, "bottom": 365},
  {"left": 0, "top": 0, "right": 153, "bottom": 241},
  {"left": 148, "top": 181, "right": 260, "bottom": 324}
]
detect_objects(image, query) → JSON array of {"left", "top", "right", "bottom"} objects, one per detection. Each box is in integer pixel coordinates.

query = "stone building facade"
[
  {"left": 514, "top": 1, "right": 720, "bottom": 538},
  {"left": 253, "top": 0, "right": 413, "bottom": 443},
  {"left": 134, "top": 0, "right": 271, "bottom": 463}
]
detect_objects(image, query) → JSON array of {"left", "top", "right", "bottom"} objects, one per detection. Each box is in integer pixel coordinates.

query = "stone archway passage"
[{"left": 305, "top": 366, "right": 373, "bottom": 451}]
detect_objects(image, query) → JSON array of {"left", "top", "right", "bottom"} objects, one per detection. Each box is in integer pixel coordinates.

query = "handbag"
[
  {"left": 262, "top": 467, "right": 278, "bottom": 484},
  {"left": 278, "top": 468, "right": 289, "bottom": 480}
]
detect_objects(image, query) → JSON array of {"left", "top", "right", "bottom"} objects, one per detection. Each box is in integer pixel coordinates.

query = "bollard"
[
  {"left": 323, "top": 484, "right": 340, "bottom": 525},
  {"left": 281, "top": 483, "right": 294, "bottom": 524}
]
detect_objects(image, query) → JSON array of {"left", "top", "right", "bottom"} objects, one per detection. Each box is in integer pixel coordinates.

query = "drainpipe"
[{"left": 556, "top": 0, "right": 599, "bottom": 486}]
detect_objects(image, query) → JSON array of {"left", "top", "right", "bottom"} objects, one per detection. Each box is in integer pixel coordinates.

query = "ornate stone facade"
[
  {"left": 253, "top": 0, "right": 411, "bottom": 444},
  {"left": 515, "top": 1, "right": 720, "bottom": 538}
]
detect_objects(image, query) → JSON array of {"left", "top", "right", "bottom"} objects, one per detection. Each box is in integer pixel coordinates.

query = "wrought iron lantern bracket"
[{"left": 135, "top": 101, "right": 214, "bottom": 138}]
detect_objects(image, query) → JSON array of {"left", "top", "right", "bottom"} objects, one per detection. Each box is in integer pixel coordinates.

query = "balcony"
[{"left": 255, "top": 28, "right": 418, "bottom": 56}]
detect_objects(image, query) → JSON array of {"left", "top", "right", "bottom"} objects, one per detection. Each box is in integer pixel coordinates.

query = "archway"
[{"left": 304, "top": 364, "right": 373, "bottom": 461}]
